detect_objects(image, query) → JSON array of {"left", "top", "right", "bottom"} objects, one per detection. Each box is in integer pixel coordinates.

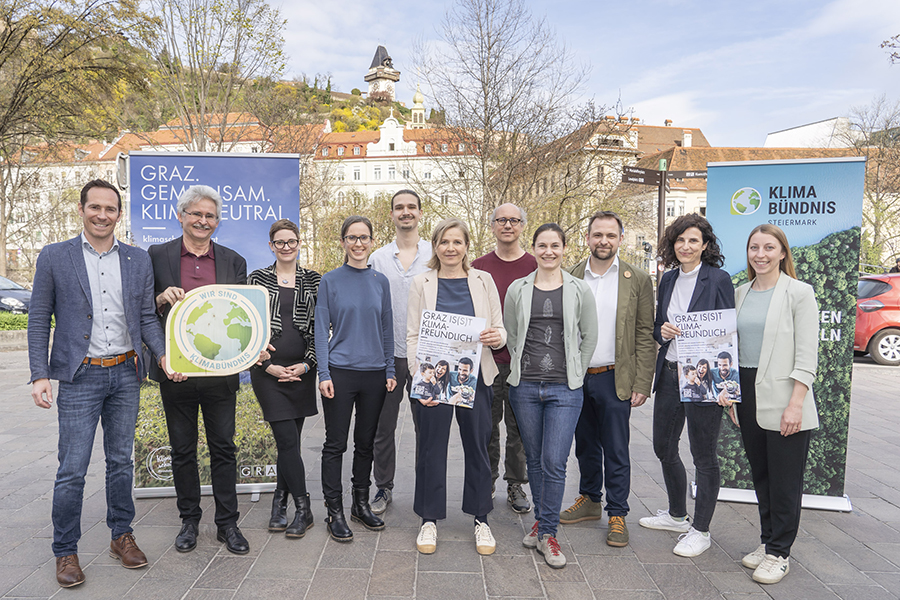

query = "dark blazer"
[
  {"left": 28, "top": 236, "right": 165, "bottom": 383},
  {"left": 148, "top": 237, "right": 247, "bottom": 388},
  {"left": 653, "top": 262, "right": 735, "bottom": 391}
]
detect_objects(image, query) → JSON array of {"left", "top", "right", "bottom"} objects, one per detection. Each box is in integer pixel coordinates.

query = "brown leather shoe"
[
  {"left": 109, "top": 532, "right": 148, "bottom": 568},
  {"left": 56, "top": 554, "right": 85, "bottom": 587}
]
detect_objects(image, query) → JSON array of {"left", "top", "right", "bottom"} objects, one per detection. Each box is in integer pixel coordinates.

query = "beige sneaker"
[
  {"left": 559, "top": 495, "right": 604, "bottom": 524},
  {"left": 742, "top": 544, "right": 767, "bottom": 569},
  {"left": 416, "top": 522, "right": 437, "bottom": 554},
  {"left": 752, "top": 554, "right": 790, "bottom": 584},
  {"left": 474, "top": 521, "right": 496, "bottom": 555},
  {"left": 537, "top": 534, "right": 566, "bottom": 568}
]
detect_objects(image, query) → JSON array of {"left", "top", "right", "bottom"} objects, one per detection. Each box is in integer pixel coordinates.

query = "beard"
[{"left": 591, "top": 245, "right": 616, "bottom": 261}]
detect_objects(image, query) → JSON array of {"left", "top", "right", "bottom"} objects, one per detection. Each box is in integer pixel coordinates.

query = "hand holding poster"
[
  {"left": 412, "top": 310, "right": 485, "bottom": 409},
  {"left": 674, "top": 308, "right": 741, "bottom": 404}
]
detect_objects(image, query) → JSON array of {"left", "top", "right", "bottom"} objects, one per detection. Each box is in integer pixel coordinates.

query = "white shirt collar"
[{"left": 585, "top": 254, "right": 619, "bottom": 280}]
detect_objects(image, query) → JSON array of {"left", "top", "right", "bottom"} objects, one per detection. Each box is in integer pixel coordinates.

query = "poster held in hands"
[
  {"left": 674, "top": 308, "right": 741, "bottom": 403},
  {"left": 411, "top": 310, "right": 485, "bottom": 409}
]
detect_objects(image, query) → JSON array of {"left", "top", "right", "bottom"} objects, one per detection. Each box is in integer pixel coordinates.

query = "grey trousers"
[{"left": 489, "top": 363, "right": 528, "bottom": 486}]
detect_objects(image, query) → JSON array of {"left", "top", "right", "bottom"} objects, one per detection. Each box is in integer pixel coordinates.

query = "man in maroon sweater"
[{"left": 472, "top": 203, "right": 536, "bottom": 513}]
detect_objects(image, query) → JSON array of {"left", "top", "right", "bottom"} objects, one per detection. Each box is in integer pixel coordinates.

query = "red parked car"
[{"left": 855, "top": 273, "right": 900, "bottom": 365}]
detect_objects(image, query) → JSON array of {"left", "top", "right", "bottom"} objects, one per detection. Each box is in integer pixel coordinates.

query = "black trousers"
[
  {"left": 372, "top": 357, "right": 416, "bottom": 490},
  {"left": 321, "top": 367, "right": 387, "bottom": 501},
  {"left": 737, "top": 368, "right": 811, "bottom": 558},
  {"left": 413, "top": 375, "right": 493, "bottom": 520},
  {"left": 270, "top": 418, "right": 307, "bottom": 497},
  {"left": 160, "top": 377, "right": 239, "bottom": 528}
]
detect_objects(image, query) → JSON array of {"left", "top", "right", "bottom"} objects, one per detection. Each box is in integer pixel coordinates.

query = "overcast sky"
[{"left": 276, "top": 0, "right": 900, "bottom": 147}]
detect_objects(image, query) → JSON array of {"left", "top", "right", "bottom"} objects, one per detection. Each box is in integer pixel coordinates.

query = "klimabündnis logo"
[{"left": 731, "top": 187, "right": 762, "bottom": 215}]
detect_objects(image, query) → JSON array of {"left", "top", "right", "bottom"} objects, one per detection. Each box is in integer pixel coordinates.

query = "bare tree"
[
  {"left": 413, "top": 0, "right": 594, "bottom": 254},
  {"left": 144, "top": 0, "right": 286, "bottom": 152},
  {"left": 882, "top": 34, "right": 900, "bottom": 64},
  {"left": 842, "top": 96, "right": 900, "bottom": 265}
]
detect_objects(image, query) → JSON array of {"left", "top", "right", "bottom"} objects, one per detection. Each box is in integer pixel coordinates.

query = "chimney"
[
  {"left": 664, "top": 119, "right": 673, "bottom": 127},
  {"left": 682, "top": 129, "right": 692, "bottom": 148}
]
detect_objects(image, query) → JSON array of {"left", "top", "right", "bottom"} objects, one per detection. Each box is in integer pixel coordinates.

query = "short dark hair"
[
  {"left": 658, "top": 213, "right": 724, "bottom": 269},
  {"left": 717, "top": 351, "right": 733, "bottom": 364},
  {"left": 587, "top": 211, "right": 624, "bottom": 235},
  {"left": 269, "top": 219, "right": 300, "bottom": 241},
  {"left": 683, "top": 364, "right": 697, "bottom": 376},
  {"left": 532, "top": 222, "right": 566, "bottom": 246},
  {"left": 80, "top": 179, "right": 121, "bottom": 211},
  {"left": 420, "top": 362, "right": 434, "bottom": 372},
  {"left": 391, "top": 189, "right": 421, "bottom": 210},
  {"left": 458, "top": 357, "right": 474, "bottom": 368}
]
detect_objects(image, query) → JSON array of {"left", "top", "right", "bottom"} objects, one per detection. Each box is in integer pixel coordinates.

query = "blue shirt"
[
  {"left": 81, "top": 234, "right": 132, "bottom": 357},
  {"left": 315, "top": 264, "right": 395, "bottom": 381}
]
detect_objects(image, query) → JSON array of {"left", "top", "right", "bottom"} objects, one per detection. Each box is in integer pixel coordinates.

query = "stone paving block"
[
  {"left": 184, "top": 589, "right": 238, "bottom": 600},
  {"left": 866, "top": 572, "right": 900, "bottom": 594},
  {"left": 7, "top": 557, "right": 74, "bottom": 597},
  {"left": 233, "top": 577, "right": 311, "bottom": 599},
  {"left": 829, "top": 584, "right": 898, "bottom": 600},
  {"left": 626, "top": 526, "right": 682, "bottom": 564},
  {"left": 0, "top": 538, "right": 51, "bottom": 567},
  {"left": 416, "top": 540, "right": 482, "bottom": 572},
  {"left": 703, "top": 570, "right": 762, "bottom": 594},
  {"left": 306, "top": 568, "right": 371, "bottom": 600},
  {"left": 644, "top": 563, "right": 722, "bottom": 600},
  {"left": 143, "top": 546, "right": 220, "bottom": 580},
  {"left": 868, "top": 542, "right": 900, "bottom": 568},
  {"left": 790, "top": 538, "right": 876, "bottom": 585},
  {"left": 0, "top": 565, "right": 39, "bottom": 597},
  {"left": 247, "top": 525, "right": 326, "bottom": 580},
  {"left": 367, "top": 550, "right": 415, "bottom": 596},
  {"left": 534, "top": 559, "right": 588, "bottom": 583},
  {"left": 562, "top": 525, "right": 630, "bottom": 557},
  {"left": 758, "top": 561, "right": 840, "bottom": 600},
  {"left": 854, "top": 497, "right": 900, "bottom": 522},
  {"left": 801, "top": 517, "right": 900, "bottom": 572},
  {"left": 690, "top": 540, "right": 751, "bottom": 573},
  {"left": 376, "top": 526, "right": 418, "bottom": 552},
  {"left": 592, "top": 591, "right": 664, "bottom": 600},
  {"left": 542, "top": 581, "right": 596, "bottom": 600},
  {"left": 124, "top": 576, "right": 196, "bottom": 599},
  {"left": 68, "top": 564, "right": 146, "bottom": 600},
  {"left": 824, "top": 510, "right": 900, "bottom": 544},
  {"left": 415, "top": 571, "right": 487, "bottom": 600},
  {"left": 194, "top": 555, "right": 254, "bottom": 589},
  {"left": 580, "top": 555, "right": 655, "bottom": 591},
  {"left": 483, "top": 553, "right": 542, "bottom": 597},
  {"left": 319, "top": 529, "right": 378, "bottom": 569}
]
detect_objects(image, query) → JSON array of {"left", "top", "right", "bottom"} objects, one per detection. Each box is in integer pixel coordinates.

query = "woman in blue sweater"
[{"left": 315, "top": 216, "right": 397, "bottom": 542}]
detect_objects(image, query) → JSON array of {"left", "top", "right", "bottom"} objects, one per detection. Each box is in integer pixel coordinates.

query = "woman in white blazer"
[
  {"left": 407, "top": 218, "right": 506, "bottom": 557},
  {"left": 726, "top": 223, "right": 819, "bottom": 585}
]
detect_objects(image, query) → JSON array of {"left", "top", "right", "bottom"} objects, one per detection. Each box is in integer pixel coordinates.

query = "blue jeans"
[
  {"left": 53, "top": 359, "right": 140, "bottom": 556},
  {"left": 509, "top": 381, "right": 583, "bottom": 537}
]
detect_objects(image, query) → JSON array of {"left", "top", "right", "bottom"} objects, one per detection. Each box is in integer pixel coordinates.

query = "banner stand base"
[
  {"left": 135, "top": 483, "right": 276, "bottom": 501},
  {"left": 691, "top": 482, "right": 853, "bottom": 512}
]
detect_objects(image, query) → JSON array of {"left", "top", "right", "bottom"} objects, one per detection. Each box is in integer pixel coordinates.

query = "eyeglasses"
[
  {"left": 185, "top": 211, "right": 219, "bottom": 221},
  {"left": 493, "top": 217, "right": 522, "bottom": 226},
  {"left": 271, "top": 239, "right": 300, "bottom": 249},
  {"left": 343, "top": 235, "right": 372, "bottom": 244}
]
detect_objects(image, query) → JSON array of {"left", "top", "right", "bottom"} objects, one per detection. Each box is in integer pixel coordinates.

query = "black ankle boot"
[
  {"left": 324, "top": 496, "right": 353, "bottom": 542},
  {"left": 268, "top": 488, "right": 289, "bottom": 531},
  {"left": 350, "top": 487, "right": 385, "bottom": 531},
  {"left": 285, "top": 493, "right": 314, "bottom": 538}
]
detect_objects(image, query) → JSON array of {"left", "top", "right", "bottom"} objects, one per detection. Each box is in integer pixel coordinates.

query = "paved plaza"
[{"left": 0, "top": 348, "right": 898, "bottom": 599}]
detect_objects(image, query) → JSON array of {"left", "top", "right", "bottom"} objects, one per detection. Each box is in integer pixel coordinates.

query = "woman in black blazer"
[{"left": 639, "top": 214, "right": 735, "bottom": 558}]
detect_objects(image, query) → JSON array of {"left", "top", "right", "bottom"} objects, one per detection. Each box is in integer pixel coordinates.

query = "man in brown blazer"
[{"left": 558, "top": 211, "right": 656, "bottom": 547}]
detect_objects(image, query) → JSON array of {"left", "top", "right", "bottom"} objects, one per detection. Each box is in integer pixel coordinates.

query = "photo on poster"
[
  {"left": 674, "top": 308, "right": 740, "bottom": 403},
  {"left": 411, "top": 310, "right": 485, "bottom": 409}
]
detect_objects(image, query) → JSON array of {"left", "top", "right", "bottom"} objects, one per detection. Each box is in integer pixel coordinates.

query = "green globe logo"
[
  {"left": 731, "top": 187, "right": 761, "bottom": 215},
  {"left": 185, "top": 300, "right": 253, "bottom": 361}
]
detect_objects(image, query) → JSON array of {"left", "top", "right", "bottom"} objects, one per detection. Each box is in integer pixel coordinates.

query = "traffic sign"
[
  {"left": 667, "top": 170, "right": 708, "bottom": 179},
  {"left": 624, "top": 166, "right": 656, "bottom": 177},
  {"left": 622, "top": 166, "right": 660, "bottom": 185}
]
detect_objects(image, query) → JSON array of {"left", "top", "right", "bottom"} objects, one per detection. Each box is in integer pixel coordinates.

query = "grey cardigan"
[{"left": 504, "top": 270, "right": 598, "bottom": 390}]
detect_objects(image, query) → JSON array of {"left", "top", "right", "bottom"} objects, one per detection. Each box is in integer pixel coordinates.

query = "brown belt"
[
  {"left": 587, "top": 365, "right": 614, "bottom": 374},
  {"left": 83, "top": 350, "right": 136, "bottom": 367}
]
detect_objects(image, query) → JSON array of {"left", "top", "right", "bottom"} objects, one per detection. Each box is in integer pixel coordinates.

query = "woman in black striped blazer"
[{"left": 249, "top": 219, "right": 321, "bottom": 538}]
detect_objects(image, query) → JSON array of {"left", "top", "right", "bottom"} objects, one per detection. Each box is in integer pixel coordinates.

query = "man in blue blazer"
[{"left": 28, "top": 180, "right": 170, "bottom": 588}]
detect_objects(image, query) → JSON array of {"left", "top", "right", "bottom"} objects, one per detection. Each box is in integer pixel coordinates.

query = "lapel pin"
[{"left": 624, "top": 271, "right": 632, "bottom": 279}]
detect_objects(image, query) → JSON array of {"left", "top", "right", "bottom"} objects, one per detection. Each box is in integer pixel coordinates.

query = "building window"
[
  {"left": 374, "top": 166, "right": 382, "bottom": 180},
  {"left": 425, "top": 172, "right": 432, "bottom": 180},
  {"left": 353, "top": 146, "right": 361, "bottom": 155},
  {"left": 458, "top": 143, "right": 465, "bottom": 152},
  {"left": 459, "top": 171, "right": 465, "bottom": 179},
  {"left": 337, "top": 147, "right": 344, "bottom": 156},
  {"left": 337, "top": 191, "right": 345, "bottom": 202},
  {"left": 441, "top": 143, "right": 448, "bottom": 152},
  {"left": 678, "top": 200, "right": 685, "bottom": 216},
  {"left": 424, "top": 143, "right": 432, "bottom": 153},
  {"left": 353, "top": 167, "right": 361, "bottom": 181},
  {"left": 440, "top": 193, "right": 448, "bottom": 204},
  {"left": 699, "top": 202, "right": 707, "bottom": 216},
  {"left": 666, "top": 201, "right": 675, "bottom": 217},
  {"left": 597, "top": 165, "right": 605, "bottom": 183},
  {"left": 389, "top": 143, "right": 395, "bottom": 151},
  {"left": 388, "top": 166, "right": 396, "bottom": 180},
  {"left": 403, "top": 168, "right": 410, "bottom": 179},
  {"left": 322, "top": 147, "right": 329, "bottom": 157},
  {"left": 337, "top": 168, "right": 345, "bottom": 182}
]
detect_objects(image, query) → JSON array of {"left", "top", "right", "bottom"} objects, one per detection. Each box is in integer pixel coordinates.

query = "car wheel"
[{"left": 869, "top": 329, "right": 900, "bottom": 366}]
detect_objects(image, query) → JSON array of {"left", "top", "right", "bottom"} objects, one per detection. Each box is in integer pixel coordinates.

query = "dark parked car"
[
  {"left": 855, "top": 273, "right": 900, "bottom": 365},
  {"left": 0, "top": 276, "right": 30, "bottom": 313}
]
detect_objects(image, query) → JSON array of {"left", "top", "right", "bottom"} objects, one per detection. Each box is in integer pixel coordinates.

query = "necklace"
[{"left": 281, "top": 278, "right": 289, "bottom": 284}]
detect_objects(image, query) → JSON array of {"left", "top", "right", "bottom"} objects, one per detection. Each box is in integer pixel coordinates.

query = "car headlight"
[{"left": 0, "top": 297, "right": 24, "bottom": 308}]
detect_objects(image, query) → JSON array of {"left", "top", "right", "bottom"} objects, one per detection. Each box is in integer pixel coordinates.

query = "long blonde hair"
[
  {"left": 746, "top": 223, "right": 797, "bottom": 280},
  {"left": 427, "top": 218, "right": 471, "bottom": 272}
]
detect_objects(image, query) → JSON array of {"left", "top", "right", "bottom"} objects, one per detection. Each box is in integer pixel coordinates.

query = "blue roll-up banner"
[
  {"left": 128, "top": 152, "right": 301, "bottom": 273},
  {"left": 707, "top": 157, "right": 865, "bottom": 511},
  {"left": 128, "top": 152, "right": 300, "bottom": 496}
]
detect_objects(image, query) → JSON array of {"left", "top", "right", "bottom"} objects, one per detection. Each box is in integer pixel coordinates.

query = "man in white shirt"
[
  {"left": 368, "top": 189, "right": 432, "bottom": 514},
  {"left": 559, "top": 211, "right": 655, "bottom": 547}
]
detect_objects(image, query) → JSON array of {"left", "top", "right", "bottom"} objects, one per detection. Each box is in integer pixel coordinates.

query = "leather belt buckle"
[
  {"left": 83, "top": 350, "right": 136, "bottom": 367},
  {"left": 587, "top": 365, "right": 614, "bottom": 375}
]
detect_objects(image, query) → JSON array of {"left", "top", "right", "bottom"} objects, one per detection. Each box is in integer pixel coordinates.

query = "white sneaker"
[
  {"left": 416, "top": 522, "right": 437, "bottom": 554},
  {"left": 537, "top": 534, "right": 566, "bottom": 569},
  {"left": 742, "top": 544, "right": 767, "bottom": 569},
  {"left": 523, "top": 521, "right": 539, "bottom": 549},
  {"left": 639, "top": 510, "right": 692, "bottom": 533},
  {"left": 673, "top": 527, "right": 711, "bottom": 557},
  {"left": 753, "top": 554, "right": 790, "bottom": 584},
  {"left": 474, "top": 521, "right": 496, "bottom": 555}
]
